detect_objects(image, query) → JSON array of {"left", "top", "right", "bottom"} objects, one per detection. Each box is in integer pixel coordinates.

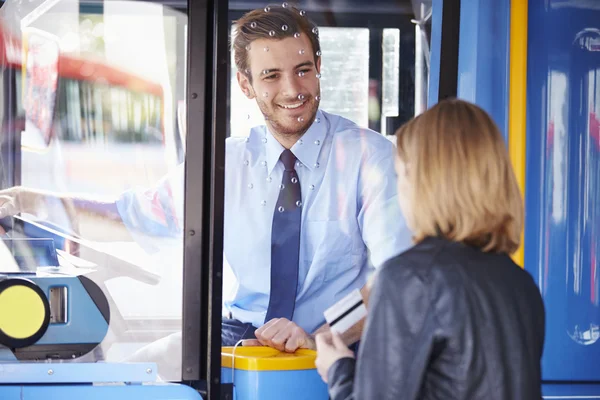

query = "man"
[
  {"left": 0, "top": 5, "right": 412, "bottom": 352},
  {"left": 217, "top": 5, "right": 412, "bottom": 350}
]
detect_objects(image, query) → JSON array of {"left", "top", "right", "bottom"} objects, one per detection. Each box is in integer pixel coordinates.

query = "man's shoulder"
[
  {"left": 225, "top": 126, "right": 265, "bottom": 159},
  {"left": 324, "top": 111, "right": 395, "bottom": 157}
]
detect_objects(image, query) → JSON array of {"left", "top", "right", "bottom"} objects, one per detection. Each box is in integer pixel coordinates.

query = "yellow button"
[{"left": 0, "top": 285, "right": 46, "bottom": 339}]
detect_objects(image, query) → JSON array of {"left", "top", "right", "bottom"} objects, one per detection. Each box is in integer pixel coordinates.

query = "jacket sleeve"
[
  {"left": 327, "top": 357, "right": 357, "bottom": 400},
  {"left": 353, "top": 263, "right": 437, "bottom": 400}
]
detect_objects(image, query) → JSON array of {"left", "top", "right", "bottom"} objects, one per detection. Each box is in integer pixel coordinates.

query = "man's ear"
[{"left": 237, "top": 70, "right": 255, "bottom": 99}]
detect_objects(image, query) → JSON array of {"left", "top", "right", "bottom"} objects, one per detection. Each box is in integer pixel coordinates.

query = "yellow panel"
[
  {"left": 221, "top": 346, "right": 318, "bottom": 371},
  {"left": 509, "top": 0, "right": 528, "bottom": 268},
  {"left": 0, "top": 285, "right": 46, "bottom": 339}
]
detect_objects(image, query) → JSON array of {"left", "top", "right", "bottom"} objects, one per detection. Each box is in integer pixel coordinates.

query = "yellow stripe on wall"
[{"left": 509, "top": 0, "right": 528, "bottom": 268}]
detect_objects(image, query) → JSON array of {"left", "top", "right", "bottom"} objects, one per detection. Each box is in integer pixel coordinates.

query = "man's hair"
[
  {"left": 395, "top": 98, "right": 524, "bottom": 255},
  {"left": 231, "top": 4, "right": 321, "bottom": 81}
]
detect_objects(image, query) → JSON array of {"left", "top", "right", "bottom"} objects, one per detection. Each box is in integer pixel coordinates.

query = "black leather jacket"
[{"left": 327, "top": 236, "right": 545, "bottom": 400}]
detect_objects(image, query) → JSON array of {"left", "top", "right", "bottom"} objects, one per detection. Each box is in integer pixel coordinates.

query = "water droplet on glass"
[
  {"left": 246, "top": 45, "right": 251, "bottom": 51},
  {"left": 282, "top": 2, "right": 289, "bottom": 8},
  {"left": 278, "top": 206, "right": 285, "bottom": 212},
  {"left": 309, "top": 184, "right": 315, "bottom": 190},
  {"left": 261, "top": 200, "right": 267, "bottom": 206},
  {"left": 282, "top": 24, "right": 288, "bottom": 31},
  {"left": 269, "top": 30, "right": 276, "bottom": 37},
  {"left": 298, "top": 94, "right": 305, "bottom": 101},
  {"left": 262, "top": 138, "right": 268, "bottom": 144},
  {"left": 294, "top": 32, "right": 301, "bottom": 39},
  {"left": 300, "top": 10, "right": 306, "bottom": 16},
  {"left": 296, "top": 201, "right": 302, "bottom": 207},
  {"left": 267, "top": 176, "right": 272, "bottom": 182},
  {"left": 315, "top": 140, "right": 321, "bottom": 145},
  {"left": 264, "top": 92, "right": 269, "bottom": 97},
  {"left": 244, "top": 160, "right": 249, "bottom": 166},
  {"left": 298, "top": 117, "right": 305, "bottom": 122},
  {"left": 296, "top": 161, "right": 303, "bottom": 168},
  {"left": 264, "top": 6, "right": 271, "bottom": 12},
  {"left": 312, "top": 27, "right": 319, "bottom": 35},
  {"left": 264, "top": 47, "right": 269, "bottom": 52},
  {"left": 315, "top": 117, "right": 321, "bottom": 123},
  {"left": 316, "top": 50, "right": 322, "bottom": 56},
  {"left": 262, "top": 69, "right": 268, "bottom": 75},
  {"left": 292, "top": 177, "right": 298, "bottom": 184},
  {"left": 316, "top": 95, "right": 321, "bottom": 101},
  {"left": 251, "top": 21, "right": 257, "bottom": 28},
  {"left": 315, "top": 162, "right": 320, "bottom": 168},
  {"left": 245, "top": 137, "right": 250, "bottom": 142},
  {"left": 298, "top": 139, "right": 303, "bottom": 145},
  {"left": 280, "top": 184, "right": 285, "bottom": 190},
  {"left": 298, "top": 71, "right": 305, "bottom": 77},
  {"left": 261, "top": 161, "right": 267, "bottom": 166},
  {"left": 245, "top": 68, "right": 250, "bottom": 75},
  {"left": 248, "top": 183, "right": 254, "bottom": 189},
  {"left": 316, "top": 73, "right": 322, "bottom": 79},
  {"left": 247, "top": 114, "right": 251, "bottom": 120},
  {"left": 299, "top": 49, "right": 305, "bottom": 55}
]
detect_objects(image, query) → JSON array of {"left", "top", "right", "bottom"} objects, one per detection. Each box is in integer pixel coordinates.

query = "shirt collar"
[{"left": 264, "top": 109, "right": 328, "bottom": 175}]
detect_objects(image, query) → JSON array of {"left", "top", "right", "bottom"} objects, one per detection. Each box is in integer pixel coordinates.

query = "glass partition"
[{"left": 0, "top": 0, "right": 188, "bottom": 382}]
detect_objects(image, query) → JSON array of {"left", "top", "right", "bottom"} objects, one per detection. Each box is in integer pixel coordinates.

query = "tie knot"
[{"left": 280, "top": 149, "right": 297, "bottom": 171}]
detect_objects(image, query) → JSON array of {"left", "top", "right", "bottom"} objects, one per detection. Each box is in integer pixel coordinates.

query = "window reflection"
[{"left": 0, "top": 0, "right": 188, "bottom": 381}]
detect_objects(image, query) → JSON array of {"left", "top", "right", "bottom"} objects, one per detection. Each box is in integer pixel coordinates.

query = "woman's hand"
[{"left": 315, "top": 331, "right": 355, "bottom": 383}]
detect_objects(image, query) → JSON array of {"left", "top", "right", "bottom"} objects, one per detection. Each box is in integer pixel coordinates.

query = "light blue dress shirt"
[{"left": 116, "top": 109, "right": 413, "bottom": 334}]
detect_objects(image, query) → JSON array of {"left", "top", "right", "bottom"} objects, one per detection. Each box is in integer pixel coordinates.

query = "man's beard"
[{"left": 256, "top": 93, "right": 320, "bottom": 137}]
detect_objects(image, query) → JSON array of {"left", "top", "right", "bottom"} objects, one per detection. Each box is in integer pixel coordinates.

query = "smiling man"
[{"left": 221, "top": 5, "right": 413, "bottom": 351}]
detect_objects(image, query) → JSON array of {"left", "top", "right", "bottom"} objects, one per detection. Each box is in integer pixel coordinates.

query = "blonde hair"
[{"left": 395, "top": 98, "right": 523, "bottom": 255}]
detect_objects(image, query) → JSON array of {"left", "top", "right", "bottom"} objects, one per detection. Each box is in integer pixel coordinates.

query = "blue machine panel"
[
  {"left": 0, "top": 383, "right": 203, "bottom": 400},
  {"left": 31, "top": 276, "right": 108, "bottom": 346},
  {"left": 526, "top": 0, "right": 600, "bottom": 382}
]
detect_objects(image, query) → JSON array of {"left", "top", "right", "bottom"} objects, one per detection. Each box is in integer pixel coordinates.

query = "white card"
[{"left": 323, "top": 288, "right": 367, "bottom": 334}]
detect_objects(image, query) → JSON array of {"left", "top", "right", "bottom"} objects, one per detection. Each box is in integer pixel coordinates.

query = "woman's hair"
[
  {"left": 231, "top": 4, "right": 321, "bottom": 82},
  {"left": 395, "top": 98, "right": 523, "bottom": 255}
]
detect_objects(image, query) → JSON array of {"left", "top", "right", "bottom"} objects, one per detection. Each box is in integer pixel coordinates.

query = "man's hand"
[
  {"left": 0, "top": 186, "right": 45, "bottom": 219},
  {"left": 242, "top": 318, "right": 316, "bottom": 352}
]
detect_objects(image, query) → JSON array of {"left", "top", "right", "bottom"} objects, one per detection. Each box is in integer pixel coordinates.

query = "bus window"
[{"left": 0, "top": 0, "right": 190, "bottom": 382}]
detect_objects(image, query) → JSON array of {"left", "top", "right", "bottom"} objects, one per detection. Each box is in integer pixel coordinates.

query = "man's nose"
[{"left": 280, "top": 74, "right": 303, "bottom": 99}]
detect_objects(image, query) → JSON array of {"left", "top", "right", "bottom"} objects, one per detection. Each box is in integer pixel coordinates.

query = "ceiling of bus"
[{"left": 0, "top": 0, "right": 418, "bottom": 15}]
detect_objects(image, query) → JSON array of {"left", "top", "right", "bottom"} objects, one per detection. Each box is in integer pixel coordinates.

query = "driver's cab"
[{"left": 0, "top": 0, "right": 189, "bottom": 385}]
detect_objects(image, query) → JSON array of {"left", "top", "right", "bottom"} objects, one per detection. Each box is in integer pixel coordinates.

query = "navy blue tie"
[{"left": 266, "top": 149, "right": 302, "bottom": 322}]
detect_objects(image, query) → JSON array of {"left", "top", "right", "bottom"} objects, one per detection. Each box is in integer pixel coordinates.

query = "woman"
[{"left": 315, "top": 99, "right": 545, "bottom": 399}]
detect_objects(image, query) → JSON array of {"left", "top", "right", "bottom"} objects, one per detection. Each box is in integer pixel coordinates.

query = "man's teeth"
[{"left": 280, "top": 102, "right": 305, "bottom": 109}]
